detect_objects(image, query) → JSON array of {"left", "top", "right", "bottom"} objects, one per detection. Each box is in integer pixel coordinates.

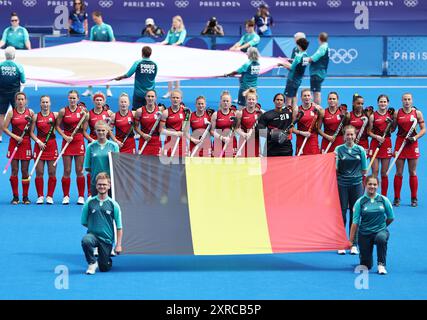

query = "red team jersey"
[
  {"left": 296, "top": 104, "right": 320, "bottom": 155},
  {"left": 88, "top": 108, "right": 110, "bottom": 140},
  {"left": 395, "top": 108, "right": 419, "bottom": 159},
  {"left": 164, "top": 106, "right": 188, "bottom": 157},
  {"left": 7, "top": 108, "right": 32, "bottom": 160},
  {"left": 33, "top": 112, "right": 58, "bottom": 161},
  {"left": 213, "top": 109, "right": 237, "bottom": 157},
  {"left": 115, "top": 110, "right": 136, "bottom": 154},
  {"left": 321, "top": 108, "right": 344, "bottom": 153},
  {"left": 238, "top": 108, "right": 259, "bottom": 157},
  {"left": 61, "top": 105, "right": 85, "bottom": 156},
  {"left": 139, "top": 105, "right": 161, "bottom": 156},
  {"left": 349, "top": 111, "right": 369, "bottom": 150},
  {"left": 189, "top": 111, "right": 211, "bottom": 157},
  {"left": 368, "top": 111, "right": 393, "bottom": 159}
]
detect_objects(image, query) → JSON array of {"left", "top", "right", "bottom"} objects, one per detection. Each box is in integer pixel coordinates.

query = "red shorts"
[
  {"left": 163, "top": 136, "right": 187, "bottom": 157},
  {"left": 61, "top": 134, "right": 85, "bottom": 157},
  {"left": 189, "top": 140, "right": 212, "bottom": 157},
  {"left": 7, "top": 137, "right": 32, "bottom": 160},
  {"left": 34, "top": 139, "right": 58, "bottom": 161},
  {"left": 296, "top": 135, "right": 320, "bottom": 156},
  {"left": 237, "top": 137, "right": 259, "bottom": 157},
  {"left": 212, "top": 137, "right": 237, "bottom": 157},
  {"left": 368, "top": 137, "right": 392, "bottom": 159},
  {"left": 139, "top": 136, "right": 161, "bottom": 156},
  {"left": 394, "top": 136, "right": 419, "bottom": 159},
  {"left": 120, "top": 137, "right": 136, "bottom": 154},
  {"left": 321, "top": 135, "right": 344, "bottom": 153},
  {"left": 357, "top": 139, "right": 369, "bottom": 152}
]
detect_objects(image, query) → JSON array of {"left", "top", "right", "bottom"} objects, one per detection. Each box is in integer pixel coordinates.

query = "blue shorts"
[
  {"left": 310, "top": 75, "right": 325, "bottom": 92},
  {"left": 284, "top": 79, "right": 301, "bottom": 98},
  {"left": 238, "top": 88, "right": 246, "bottom": 107},
  {"left": 0, "top": 91, "right": 17, "bottom": 114},
  {"left": 132, "top": 94, "right": 146, "bottom": 111}
]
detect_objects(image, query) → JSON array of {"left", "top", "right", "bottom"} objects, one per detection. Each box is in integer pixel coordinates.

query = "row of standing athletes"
[{"left": 3, "top": 88, "right": 425, "bottom": 205}]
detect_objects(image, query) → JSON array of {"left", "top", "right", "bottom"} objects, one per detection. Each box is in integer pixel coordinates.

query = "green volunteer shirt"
[
  {"left": 238, "top": 32, "right": 260, "bottom": 48},
  {"left": 125, "top": 58, "right": 158, "bottom": 98},
  {"left": 353, "top": 193, "right": 394, "bottom": 235},
  {"left": 335, "top": 143, "right": 368, "bottom": 187},
  {"left": 164, "top": 29, "right": 186, "bottom": 45},
  {"left": 290, "top": 46, "right": 299, "bottom": 59},
  {"left": 0, "top": 60, "right": 26, "bottom": 93},
  {"left": 90, "top": 22, "right": 115, "bottom": 42},
  {"left": 288, "top": 51, "right": 308, "bottom": 84},
  {"left": 81, "top": 195, "right": 123, "bottom": 244},
  {"left": 84, "top": 140, "right": 119, "bottom": 188},
  {"left": 309, "top": 42, "right": 329, "bottom": 79},
  {"left": 1, "top": 26, "right": 29, "bottom": 49},
  {"left": 237, "top": 60, "right": 260, "bottom": 91}
]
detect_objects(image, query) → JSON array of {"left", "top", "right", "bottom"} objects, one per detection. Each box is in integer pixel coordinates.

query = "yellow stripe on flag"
[{"left": 186, "top": 157, "right": 272, "bottom": 255}]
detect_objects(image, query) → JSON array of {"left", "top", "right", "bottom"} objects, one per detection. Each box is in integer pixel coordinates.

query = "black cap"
[{"left": 209, "top": 17, "right": 217, "bottom": 22}]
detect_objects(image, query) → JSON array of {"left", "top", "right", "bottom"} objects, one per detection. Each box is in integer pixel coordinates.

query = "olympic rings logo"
[
  {"left": 99, "top": 0, "right": 114, "bottom": 8},
  {"left": 329, "top": 48, "right": 358, "bottom": 64},
  {"left": 251, "top": 0, "right": 267, "bottom": 8},
  {"left": 175, "top": 0, "right": 190, "bottom": 8},
  {"left": 404, "top": 0, "right": 418, "bottom": 7},
  {"left": 22, "top": 0, "right": 37, "bottom": 7},
  {"left": 327, "top": 0, "right": 341, "bottom": 8}
]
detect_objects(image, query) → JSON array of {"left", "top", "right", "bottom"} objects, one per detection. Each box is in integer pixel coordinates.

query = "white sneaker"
[
  {"left": 62, "top": 196, "right": 70, "bottom": 205},
  {"left": 94, "top": 247, "right": 98, "bottom": 257},
  {"left": 378, "top": 265, "right": 387, "bottom": 275},
  {"left": 36, "top": 196, "right": 44, "bottom": 205},
  {"left": 77, "top": 196, "right": 85, "bottom": 205},
  {"left": 337, "top": 250, "right": 346, "bottom": 255},
  {"left": 86, "top": 261, "right": 98, "bottom": 275},
  {"left": 106, "top": 88, "right": 113, "bottom": 97},
  {"left": 46, "top": 196, "right": 54, "bottom": 205},
  {"left": 111, "top": 248, "right": 116, "bottom": 256},
  {"left": 350, "top": 246, "right": 359, "bottom": 255},
  {"left": 82, "top": 89, "right": 93, "bottom": 97},
  {"left": 162, "top": 92, "right": 171, "bottom": 99}
]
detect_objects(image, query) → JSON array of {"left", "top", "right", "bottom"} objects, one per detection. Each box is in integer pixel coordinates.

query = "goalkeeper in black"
[{"left": 258, "top": 93, "right": 295, "bottom": 156}]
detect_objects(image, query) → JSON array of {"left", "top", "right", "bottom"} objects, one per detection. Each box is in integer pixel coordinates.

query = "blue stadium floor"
[{"left": 1, "top": 77, "right": 427, "bottom": 300}]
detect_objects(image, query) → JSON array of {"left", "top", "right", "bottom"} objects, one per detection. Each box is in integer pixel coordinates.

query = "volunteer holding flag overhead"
[{"left": 114, "top": 46, "right": 158, "bottom": 111}]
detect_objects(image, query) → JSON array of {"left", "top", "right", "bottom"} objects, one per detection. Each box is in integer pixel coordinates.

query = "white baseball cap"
[{"left": 145, "top": 18, "right": 154, "bottom": 26}]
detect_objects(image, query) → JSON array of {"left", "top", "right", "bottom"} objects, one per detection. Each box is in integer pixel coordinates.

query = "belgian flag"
[{"left": 109, "top": 153, "right": 349, "bottom": 255}]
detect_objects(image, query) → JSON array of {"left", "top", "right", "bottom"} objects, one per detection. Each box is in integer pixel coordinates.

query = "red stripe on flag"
[{"left": 262, "top": 153, "right": 350, "bottom": 253}]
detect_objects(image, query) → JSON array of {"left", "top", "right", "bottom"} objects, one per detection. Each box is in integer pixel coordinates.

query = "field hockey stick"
[
  {"left": 138, "top": 111, "right": 163, "bottom": 155},
  {"left": 297, "top": 108, "right": 319, "bottom": 156},
  {"left": 355, "top": 116, "right": 369, "bottom": 145},
  {"left": 171, "top": 108, "right": 191, "bottom": 157},
  {"left": 27, "top": 119, "right": 55, "bottom": 181},
  {"left": 386, "top": 117, "right": 418, "bottom": 176},
  {"left": 2, "top": 116, "right": 32, "bottom": 174},
  {"left": 53, "top": 111, "right": 87, "bottom": 167},
  {"left": 219, "top": 116, "right": 238, "bottom": 158},
  {"left": 323, "top": 112, "right": 348, "bottom": 154},
  {"left": 119, "top": 119, "right": 134, "bottom": 149},
  {"left": 283, "top": 109, "right": 304, "bottom": 134},
  {"left": 366, "top": 117, "right": 393, "bottom": 172},
  {"left": 190, "top": 118, "right": 211, "bottom": 158},
  {"left": 234, "top": 112, "right": 261, "bottom": 158}
]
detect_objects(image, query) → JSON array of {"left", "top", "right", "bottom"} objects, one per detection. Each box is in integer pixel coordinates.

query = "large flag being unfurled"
[
  {"left": 109, "top": 153, "right": 350, "bottom": 255},
  {"left": 4, "top": 41, "right": 282, "bottom": 86}
]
